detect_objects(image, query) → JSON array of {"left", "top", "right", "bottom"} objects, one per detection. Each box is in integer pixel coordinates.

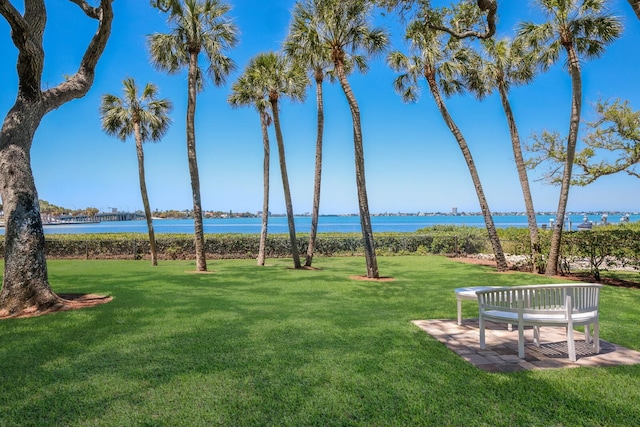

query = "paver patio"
[{"left": 413, "top": 319, "right": 640, "bottom": 372}]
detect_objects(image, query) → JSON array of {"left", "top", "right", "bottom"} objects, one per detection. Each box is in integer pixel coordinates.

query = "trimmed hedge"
[
  {"left": 0, "top": 231, "right": 489, "bottom": 260},
  {"left": 0, "top": 225, "right": 637, "bottom": 278}
]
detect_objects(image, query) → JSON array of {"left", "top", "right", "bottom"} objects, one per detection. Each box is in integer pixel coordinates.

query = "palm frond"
[
  {"left": 148, "top": 32, "right": 187, "bottom": 74},
  {"left": 237, "top": 51, "right": 308, "bottom": 109},
  {"left": 518, "top": 0, "right": 621, "bottom": 71},
  {"left": 287, "top": 0, "right": 390, "bottom": 77},
  {"left": 149, "top": 0, "right": 238, "bottom": 85},
  {"left": 100, "top": 78, "right": 172, "bottom": 144}
]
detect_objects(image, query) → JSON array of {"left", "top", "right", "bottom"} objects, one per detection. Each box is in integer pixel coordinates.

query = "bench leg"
[
  {"left": 594, "top": 321, "right": 600, "bottom": 354},
  {"left": 567, "top": 326, "right": 576, "bottom": 362},
  {"left": 457, "top": 299, "right": 462, "bottom": 326},
  {"left": 518, "top": 323, "right": 525, "bottom": 359},
  {"left": 533, "top": 326, "right": 541, "bottom": 347},
  {"left": 584, "top": 323, "right": 592, "bottom": 345},
  {"left": 479, "top": 315, "right": 486, "bottom": 349}
]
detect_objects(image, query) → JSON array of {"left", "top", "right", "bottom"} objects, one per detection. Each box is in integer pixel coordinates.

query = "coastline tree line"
[
  {"left": 0, "top": 0, "right": 638, "bottom": 317},
  {"left": 34, "top": 200, "right": 262, "bottom": 220}
]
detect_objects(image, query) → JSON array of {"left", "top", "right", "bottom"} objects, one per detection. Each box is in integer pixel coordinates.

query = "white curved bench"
[{"left": 476, "top": 284, "right": 602, "bottom": 362}]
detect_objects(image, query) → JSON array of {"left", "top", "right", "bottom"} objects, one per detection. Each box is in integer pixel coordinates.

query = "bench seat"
[{"left": 483, "top": 310, "right": 599, "bottom": 324}]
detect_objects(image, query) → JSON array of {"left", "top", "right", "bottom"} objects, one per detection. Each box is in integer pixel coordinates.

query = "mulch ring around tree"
[{"left": 0, "top": 293, "right": 113, "bottom": 320}]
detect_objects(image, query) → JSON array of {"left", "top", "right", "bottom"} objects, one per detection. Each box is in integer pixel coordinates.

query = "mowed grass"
[{"left": 1, "top": 256, "right": 640, "bottom": 426}]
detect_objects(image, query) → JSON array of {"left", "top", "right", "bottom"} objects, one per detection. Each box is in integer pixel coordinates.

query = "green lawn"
[{"left": 1, "top": 256, "right": 639, "bottom": 426}]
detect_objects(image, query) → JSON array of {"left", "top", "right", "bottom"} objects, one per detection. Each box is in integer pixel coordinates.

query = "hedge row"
[
  {"left": 0, "top": 231, "right": 490, "bottom": 260},
  {"left": 1, "top": 226, "right": 637, "bottom": 278}
]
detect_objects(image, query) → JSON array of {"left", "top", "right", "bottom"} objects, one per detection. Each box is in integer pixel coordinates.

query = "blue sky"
[{"left": 1, "top": 0, "right": 639, "bottom": 215}]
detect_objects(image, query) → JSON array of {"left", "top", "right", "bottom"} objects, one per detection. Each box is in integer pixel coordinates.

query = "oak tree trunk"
[{"left": 0, "top": 102, "right": 62, "bottom": 316}]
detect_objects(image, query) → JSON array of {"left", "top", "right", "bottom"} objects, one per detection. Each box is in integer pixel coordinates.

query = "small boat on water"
[
  {"left": 577, "top": 221, "right": 593, "bottom": 230},
  {"left": 576, "top": 215, "right": 593, "bottom": 230}
]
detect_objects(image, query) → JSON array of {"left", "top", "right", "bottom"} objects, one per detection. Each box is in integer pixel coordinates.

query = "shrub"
[
  {"left": 561, "top": 227, "right": 640, "bottom": 280},
  {"left": 416, "top": 226, "right": 489, "bottom": 255}
]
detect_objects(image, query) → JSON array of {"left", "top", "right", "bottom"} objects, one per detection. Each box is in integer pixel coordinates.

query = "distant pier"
[
  {"left": 43, "top": 211, "right": 145, "bottom": 224},
  {"left": 95, "top": 211, "right": 145, "bottom": 222}
]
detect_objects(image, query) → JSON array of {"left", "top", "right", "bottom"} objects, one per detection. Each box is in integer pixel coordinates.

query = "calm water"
[{"left": 16, "top": 213, "right": 640, "bottom": 235}]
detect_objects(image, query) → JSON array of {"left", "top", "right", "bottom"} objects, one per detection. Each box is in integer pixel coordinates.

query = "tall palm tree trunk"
[
  {"left": 497, "top": 81, "right": 541, "bottom": 272},
  {"left": 133, "top": 122, "right": 158, "bottom": 266},
  {"left": 187, "top": 52, "right": 207, "bottom": 272},
  {"left": 258, "top": 110, "right": 271, "bottom": 266},
  {"left": 425, "top": 71, "right": 508, "bottom": 271},
  {"left": 335, "top": 63, "right": 379, "bottom": 278},
  {"left": 546, "top": 44, "right": 582, "bottom": 276},
  {"left": 270, "top": 98, "right": 301, "bottom": 269},
  {"left": 0, "top": 102, "right": 62, "bottom": 315},
  {"left": 306, "top": 71, "right": 325, "bottom": 267}
]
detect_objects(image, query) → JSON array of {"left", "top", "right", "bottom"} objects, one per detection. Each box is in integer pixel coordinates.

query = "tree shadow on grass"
[{"left": 3, "top": 259, "right": 640, "bottom": 425}]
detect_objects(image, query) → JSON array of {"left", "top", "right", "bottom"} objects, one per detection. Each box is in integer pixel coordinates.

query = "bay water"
[{"left": 23, "top": 213, "right": 640, "bottom": 235}]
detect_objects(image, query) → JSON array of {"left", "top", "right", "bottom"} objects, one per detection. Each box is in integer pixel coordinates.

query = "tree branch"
[
  {"left": 43, "top": 0, "right": 115, "bottom": 111},
  {"left": 629, "top": 0, "right": 640, "bottom": 20},
  {"left": 150, "top": 0, "right": 180, "bottom": 14},
  {"left": 0, "top": 1, "right": 28, "bottom": 40},
  {"left": 1, "top": 1, "right": 48, "bottom": 101},
  {"left": 68, "top": 0, "right": 100, "bottom": 19},
  {"left": 429, "top": 0, "right": 497, "bottom": 39}
]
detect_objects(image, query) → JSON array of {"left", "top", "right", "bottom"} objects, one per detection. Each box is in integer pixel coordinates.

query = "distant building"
[{"left": 452, "top": 207, "right": 458, "bottom": 215}]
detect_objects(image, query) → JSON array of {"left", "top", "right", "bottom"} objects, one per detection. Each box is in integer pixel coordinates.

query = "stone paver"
[{"left": 413, "top": 319, "right": 640, "bottom": 372}]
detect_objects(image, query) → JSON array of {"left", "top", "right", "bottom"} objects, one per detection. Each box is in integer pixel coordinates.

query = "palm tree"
[
  {"left": 518, "top": 0, "right": 622, "bottom": 276},
  {"left": 388, "top": 19, "right": 508, "bottom": 271},
  {"left": 292, "top": 0, "right": 389, "bottom": 279},
  {"left": 284, "top": 1, "right": 336, "bottom": 268},
  {"left": 245, "top": 52, "right": 309, "bottom": 269},
  {"left": 228, "top": 73, "right": 273, "bottom": 266},
  {"left": 148, "top": 0, "right": 238, "bottom": 272},
  {"left": 100, "top": 78, "right": 172, "bottom": 266},
  {"left": 464, "top": 37, "right": 542, "bottom": 272}
]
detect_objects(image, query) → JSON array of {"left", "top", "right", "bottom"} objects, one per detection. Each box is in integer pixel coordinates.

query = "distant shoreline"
[
  {"left": 8, "top": 213, "right": 634, "bottom": 236},
  {"left": 324, "top": 211, "right": 639, "bottom": 217},
  {"left": 201, "top": 210, "right": 639, "bottom": 219},
  {"left": 1, "top": 212, "right": 636, "bottom": 235}
]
